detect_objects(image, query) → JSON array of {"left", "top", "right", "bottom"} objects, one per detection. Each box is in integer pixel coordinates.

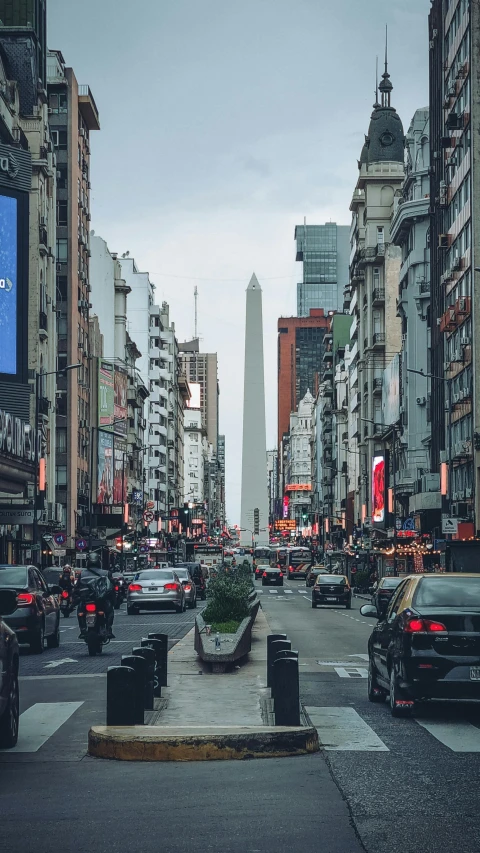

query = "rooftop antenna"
[
  {"left": 384, "top": 24, "right": 388, "bottom": 76},
  {"left": 374, "top": 55, "right": 379, "bottom": 107},
  {"left": 194, "top": 285, "right": 198, "bottom": 339}
]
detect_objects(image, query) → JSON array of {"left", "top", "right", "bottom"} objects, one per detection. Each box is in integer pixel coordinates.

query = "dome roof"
[{"left": 359, "top": 57, "right": 404, "bottom": 166}]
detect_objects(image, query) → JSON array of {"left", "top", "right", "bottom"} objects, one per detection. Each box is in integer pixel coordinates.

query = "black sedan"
[
  {"left": 306, "top": 566, "right": 330, "bottom": 587},
  {"left": 0, "top": 565, "right": 62, "bottom": 653},
  {"left": 372, "top": 577, "right": 404, "bottom": 616},
  {"left": 261, "top": 568, "right": 284, "bottom": 587},
  {"left": 312, "top": 575, "right": 352, "bottom": 608},
  {"left": 0, "top": 589, "right": 20, "bottom": 748},
  {"left": 361, "top": 573, "right": 480, "bottom": 717}
]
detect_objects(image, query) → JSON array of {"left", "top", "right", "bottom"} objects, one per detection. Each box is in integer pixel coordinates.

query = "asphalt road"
[{"left": 2, "top": 580, "right": 480, "bottom": 852}]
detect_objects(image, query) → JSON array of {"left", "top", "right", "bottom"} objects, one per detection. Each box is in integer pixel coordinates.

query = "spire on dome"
[{"left": 379, "top": 25, "right": 392, "bottom": 107}]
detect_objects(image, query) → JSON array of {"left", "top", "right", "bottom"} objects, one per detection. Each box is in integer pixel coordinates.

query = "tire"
[
  {"left": 0, "top": 670, "right": 19, "bottom": 748},
  {"left": 127, "top": 605, "right": 139, "bottom": 615},
  {"left": 30, "top": 621, "right": 45, "bottom": 654},
  {"left": 46, "top": 617, "right": 60, "bottom": 649},
  {"left": 114, "top": 601, "right": 121, "bottom": 611},
  {"left": 61, "top": 609, "right": 70, "bottom": 618},
  {"left": 175, "top": 603, "right": 183, "bottom": 614},
  {"left": 87, "top": 634, "right": 100, "bottom": 656},
  {"left": 389, "top": 666, "right": 414, "bottom": 718},
  {"left": 368, "top": 657, "right": 387, "bottom": 703}
]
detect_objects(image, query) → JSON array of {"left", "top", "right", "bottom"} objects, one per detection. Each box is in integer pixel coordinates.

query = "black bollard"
[
  {"left": 133, "top": 646, "right": 155, "bottom": 710},
  {"left": 142, "top": 638, "right": 163, "bottom": 698},
  {"left": 121, "top": 654, "right": 147, "bottom": 724},
  {"left": 148, "top": 633, "right": 168, "bottom": 687},
  {"left": 268, "top": 638, "right": 291, "bottom": 689},
  {"left": 271, "top": 650, "right": 298, "bottom": 699},
  {"left": 266, "top": 634, "right": 288, "bottom": 687},
  {"left": 273, "top": 656, "right": 300, "bottom": 727},
  {"left": 106, "top": 666, "right": 136, "bottom": 726}
]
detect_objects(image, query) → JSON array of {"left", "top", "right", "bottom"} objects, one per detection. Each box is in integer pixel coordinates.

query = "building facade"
[
  {"left": 284, "top": 390, "right": 314, "bottom": 529},
  {"left": 178, "top": 340, "right": 219, "bottom": 451},
  {"left": 295, "top": 222, "right": 350, "bottom": 315}
]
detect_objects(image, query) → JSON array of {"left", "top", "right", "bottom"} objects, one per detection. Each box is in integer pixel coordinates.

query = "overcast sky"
[{"left": 49, "top": 0, "right": 431, "bottom": 523}]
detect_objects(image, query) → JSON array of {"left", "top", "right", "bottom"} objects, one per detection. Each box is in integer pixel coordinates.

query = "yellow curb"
[{"left": 88, "top": 725, "right": 319, "bottom": 762}]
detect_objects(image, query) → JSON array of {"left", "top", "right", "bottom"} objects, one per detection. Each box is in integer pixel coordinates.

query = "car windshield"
[
  {"left": 135, "top": 571, "right": 174, "bottom": 582},
  {"left": 414, "top": 577, "right": 480, "bottom": 608},
  {"left": 318, "top": 575, "right": 346, "bottom": 584},
  {"left": 0, "top": 566, "right": 28, "bottom": 587},
  {"left": 380, "top": 578, "right": 403, "bottom": 589}
]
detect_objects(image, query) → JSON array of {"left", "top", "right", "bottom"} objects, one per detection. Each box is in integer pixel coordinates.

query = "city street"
[{"left": 1, "top": 585, "right": 480, "bottom": 852}]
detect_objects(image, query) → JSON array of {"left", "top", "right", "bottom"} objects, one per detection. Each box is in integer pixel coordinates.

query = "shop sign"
[
  {"left": 0, "top": 506, "right": 34, "bottom": 525},
  {"left": 0, "top": 409, "right": 33, "bottom": 461}
]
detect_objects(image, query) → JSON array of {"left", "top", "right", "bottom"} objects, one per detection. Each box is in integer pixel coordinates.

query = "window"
[
  {"left": 56, "top": 465, "right": 67, "bottom": 486},
  {"left": 377, "top": 226, "right": 385, "bottom": 245},
  {"left": 56, "top": 238, "right": 68, "bottom": 263},
  {"left": 51, "top": 130, "right": 67, "bottom": 150},
  {"left": 57, "top": 201, "right": 68, "bottom": 226},
  {"left": 57, "top": 166, "right": 67, "bottom": 189}
]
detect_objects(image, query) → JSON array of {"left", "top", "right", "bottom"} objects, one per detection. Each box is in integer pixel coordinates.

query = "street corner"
[{"left": 87, "top": 724, "right": 320, "bottom": 762}]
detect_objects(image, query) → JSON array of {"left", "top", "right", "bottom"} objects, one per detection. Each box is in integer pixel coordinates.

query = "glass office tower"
[{"left": 295, "top": 223, "right": 350, "bottom": 315}]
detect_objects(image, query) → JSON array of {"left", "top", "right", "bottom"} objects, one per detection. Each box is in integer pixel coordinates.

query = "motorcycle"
[
  {"left": 81, "top": 600, "right": 111, "bottom": 656},
  {"left": 60, "top": 589, "right": 75, "bottom": 618}
]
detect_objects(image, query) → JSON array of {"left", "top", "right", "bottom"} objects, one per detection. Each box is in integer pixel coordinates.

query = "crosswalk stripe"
[
  {"left": 306, "top": 706, "right": 389, "bottom": 752},
  {"left": 416, "top": 719, "right": 480, "bottom": 752},
  {"left": 269, "top": 589, "right": 278, "bottom": 594},
  {"left": 334, "top": 667, "right": 368, "bottom": 679},
  {"left": 298, "top": 589, "right": 308, "bottom": 594},
  {"left": 7, "top": 702, "right": 84, "bottom": 753},
  {"left": 284, "top": 589, "right": 293, "bottom": 594}
]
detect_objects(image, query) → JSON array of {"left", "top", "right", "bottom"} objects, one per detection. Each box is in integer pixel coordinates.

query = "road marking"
[
  {"left": 7, "top": 702, "right": 84, "bottom": 753},
  {"left": 298, "top": 589, "right": 308, "bottom": 594},
  {"left": 317, "top": 661, "right": 369, "bottom": 667},
  {"left": 44, "top": 658, "right": 78, "bottom": 669},
  {"left": 20, "top": 674, "right": 106, "bottom": 680},
  {"left": 334, "top": 666, "right": 368, "bottom": 679},
  {"left": 416, "top": 719, "right": 480, "bottom": 752},
  {"left": 284, "top": 589, "right": 293, "bottom": 594},
  {"left": 269, "top": 589, "right": 278, "bottom": 594},
  {"left": 349, "top": 654, "right": 369, "bottom": 661},
  {"left": 306, "top": 706, "right": 389, "bottom": 752}
]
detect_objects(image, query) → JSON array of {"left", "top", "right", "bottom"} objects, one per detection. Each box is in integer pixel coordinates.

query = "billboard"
[
  {"left": 114, "top": 365, "right": 128, "bottom": 435},
  {"left": 372, "top": 455, "right": 386, "bottom": 525},
  {"left": 97, "top": 430, "right": 114, "bottom": 505},
  {"left": 98, "top": 361, "right": 114, "bottom": 428},
  {"left": 187, "top": 382, "right": 201, "bottom": 409},
  {"left": 382, "top": 354, "right": 400, "bottom": 426},
  {"left": 0, "top": 194, "right": 17, "bottom": 375},
  {"left": 113, "top": 437, "right": 127, "bottom": 505}
]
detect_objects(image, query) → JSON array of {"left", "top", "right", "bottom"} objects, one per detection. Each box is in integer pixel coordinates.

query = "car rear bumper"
[
  {"left": 313, "top": 594, "right": 351, "bottom": 605},
  {"left": 127, "top": 593, "right": 180, "bottom": 609},
  {"left": 262, "top": 578, "right": 283, "bottom": 585},
  {"left": 4, "top": 610, "right": 41, "bottom": 639}
]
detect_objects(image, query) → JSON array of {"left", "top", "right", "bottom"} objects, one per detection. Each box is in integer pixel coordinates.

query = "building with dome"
[{"left": 345, "top": 55, "right": 404, "bottom": 531}]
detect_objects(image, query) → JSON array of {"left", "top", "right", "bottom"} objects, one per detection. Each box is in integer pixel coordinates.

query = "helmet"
[
  {"left": 87, "top": 552, "right": 102, "bottom": 569},
  {"left": 63, "top": 564, "right": 72, "bottom": 572}
]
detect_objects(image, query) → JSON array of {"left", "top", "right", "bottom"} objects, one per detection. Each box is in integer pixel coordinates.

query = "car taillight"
[
  {"left": 263, "top": 571, "right": 267, "bottom": 577},
  {"left": 61, "top": 590, "right": 69, "bottom": 599},
  {"left": 17, "top": 592, "right": 35, "bottom": 606},
  {"left": 183, "top": 584, "right": 192, "bottom": 591},
  {"left": 115, "top": 585, "right": 119, "bottom": 591},
  {"left": 164, "top": 583, "right": 179, "bottom": 591},
  {"left": 85, "top": 603, "right": 96, "bottom": 612},
  {"left": 279, "top": 572, "right": 283, "bottom": 577},
  {"left": 129, "top": 583, "right": 142, "bottom": 591},
  {"left": 405, "top": 617, "right": 447, "bottom": 634}
]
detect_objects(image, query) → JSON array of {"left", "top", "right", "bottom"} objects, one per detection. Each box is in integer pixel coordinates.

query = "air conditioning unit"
[
  {"left": 56, "top": 262, "right": 63, "bottom": 272},
  {"left": 39, "top": 510, "right": 48, "bottom": 524},
  {"left": 47, "top": 501, "right": 55, "bottom": 521},
  {"left": 465, "top": 488, "right": 473, "bottom": 498},
  {"left": 56, "top": 503, "right": 64, "bottom": 524},
  {"left": 438, "top": 234, "right": 449, "bottom": 248},
  {"left": 461, "top": 335, "right": 471, "bottom": 346},
  {"left": 458, "top": 297, "right": 468, "bottom": 312},
  {"left": 79, "top": 271, "right": 86, "bottom": 281},
  {"left": 452, "top": 253, "right": 461, "bottom": 270},
  {"left": 416, "top": 396, "right": 427, "bottom": 406}
]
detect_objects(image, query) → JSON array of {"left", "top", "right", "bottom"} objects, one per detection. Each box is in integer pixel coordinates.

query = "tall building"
[
  {"left": 178, "top": 340, "right": 219, "bottom": 451},
  {"left": 266, "top": 449, "right": 278, "bottom": 524},
  {"left": 284, "top": 391, "right": 314, "bottom": 529},
  {"left": 295, "top": 222, "right": 350, "bottom": 315},
  {"left": 217, "top": 434, "right": 226, "bottom": 528},
  {"left": 429, "top": 1, "right": 476, "bottom": 536},
  {"left": 346, "top": 56, "right": 404, "bottom": 527},
  {"left": 47, "top": 50, "right": 100, "bottom": 550},
  {"left": 277, "top": 308, "right": 330, "bottom": 448}
]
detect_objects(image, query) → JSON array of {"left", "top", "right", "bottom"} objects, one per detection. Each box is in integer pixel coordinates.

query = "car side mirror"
[
  {"left": 0, "top": 588, "right": 19, "bottom": 616},
  {"left": 49, "top": 584, "right": 63, "bottom": 595},
  {"left": 360, "top": 604, "right": 380, "bottom": 619}
]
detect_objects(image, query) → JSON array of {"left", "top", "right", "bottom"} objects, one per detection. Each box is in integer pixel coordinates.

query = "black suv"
[
  {"left": 0, "top": 589, "right": 20, "bottom": 748},
  {"left": 0, "top": 565, "right": 62, "bottom": 653}
]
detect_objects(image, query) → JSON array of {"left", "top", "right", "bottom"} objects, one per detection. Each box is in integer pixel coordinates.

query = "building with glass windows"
[{"left": 295, "top": 223, "right": 350, "bottom": 315}]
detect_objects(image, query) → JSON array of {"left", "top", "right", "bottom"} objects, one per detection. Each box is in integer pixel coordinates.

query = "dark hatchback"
[
  {"left": 175, "top": 562, "right": 207, "bottom": 600},
  {"left": 0, "top": 565, "right": 62, "bottom": 654},
  {"left": 362, "top": 573, "right": 480, "bottom": 717},
  {"left": 0, "top": 589, "right": 20, "bottom": 748},
  {"left": 312, "top": 575, "right": 351, "bottom": 609},
  {"left": 261, "top": 568, "right": 283, "bottom": 586},
  {"left": 372, "top": 577, "right": 404, "bottom": 616}
]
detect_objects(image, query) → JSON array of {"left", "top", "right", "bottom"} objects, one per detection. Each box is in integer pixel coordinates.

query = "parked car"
[
  {"left": 127, "top": 569, "right": 186, "bottom": 614},
  {"left": 261, "top": 567, "right": 284, "bottom": 587},
  {"left": 175, "top": 562, "right": 207, "bottom": 601},
  {"left": 361, "top": 573, "right": 480, "bottom": 717},
  {"left": 312, "top": 574, "right": 352, "bottom": 609},
  {"left": 0, "top": 565, "right": 62, "bottom": 653},
  {"left": 173, "top": 567, "right": 197, "bottom": 608},
  {"left": 371, "top": 576, "right": 404, "bottom": 616},
  {"left": 306, "top": 566, "right": 330, "bottom": 587},
  {"left": 0, "top": 589, "right": 20, "bottom": 748}
]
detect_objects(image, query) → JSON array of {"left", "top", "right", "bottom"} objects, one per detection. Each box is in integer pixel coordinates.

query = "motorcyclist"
[
  {"left": 59, "top": 565, "right": 74, "bottom": 595},
  {"left": 74, "top": 553, "right": 115, "bottom": 639}
]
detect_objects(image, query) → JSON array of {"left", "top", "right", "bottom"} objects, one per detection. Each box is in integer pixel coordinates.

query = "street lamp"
[{"left": 34, "top": 363, "right": 82, "bottom": 560}]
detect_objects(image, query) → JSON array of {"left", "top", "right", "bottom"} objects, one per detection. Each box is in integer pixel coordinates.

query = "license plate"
[
  {"left": 86, "top": 614, "right": 96, "bottom": 626},
  {"left": 470, "top": 667, "right": 480, "bottom": 681},
  {"left": 326, "top": 597, "right": 337, "bottom": 601},
  {"left": 149, "top": 587, "right": 158, "bottom": 591}
]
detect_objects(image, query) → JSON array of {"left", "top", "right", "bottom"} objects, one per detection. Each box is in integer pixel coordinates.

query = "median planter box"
[{"left": 195, "top": 596, "right": 260, "bottom": 673}]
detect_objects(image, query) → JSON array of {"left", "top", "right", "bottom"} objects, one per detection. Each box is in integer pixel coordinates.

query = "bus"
[
  {"left": 253, "top": 546, "right": 274, "bottom": 577},
  {"left": 287, "top": 546, "right": 312, "bottom": 580},
  {"left": 275, "top": 547, "right": 290, "bottom": 570}
]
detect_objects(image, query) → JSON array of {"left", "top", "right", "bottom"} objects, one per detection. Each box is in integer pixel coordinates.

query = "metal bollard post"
[
  {"left": 141, "top": 638, "right": 163, "bottom": 698},
  {"left": 133, "top": 646, "right": 155, "bottom": 710},
  {"left": 266, "top": 634, "right": 288, "bottom": 687},
  {"left": 148, "top": 633, "right": 168, "bottom": 687},
  {"left": 106, "top": 666, "right": 136, "bottom": 726},
  {"left": 121, "top": 654, "right": 147, "bottom": 725},
  {"left": 271, "top": 650, "right": 298, "bottom": 700},
  {"left": 273, "top": 656, "right": 300, "bottom": 727},
  {"left": 268, "top": 638, "right": 291, "bottom": 689}
]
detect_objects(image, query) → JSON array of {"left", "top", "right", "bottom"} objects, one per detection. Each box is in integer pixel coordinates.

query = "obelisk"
[{"left": 240, "top": 274, "right": 269, "bottom": 547}]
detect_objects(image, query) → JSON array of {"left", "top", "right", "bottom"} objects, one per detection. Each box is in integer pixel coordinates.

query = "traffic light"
[
  {"left": 302, "top": 512, "right": 309, "bottom": 523},
  {"left": 253, "top": 507, "right": 260, "bottom": 535}
]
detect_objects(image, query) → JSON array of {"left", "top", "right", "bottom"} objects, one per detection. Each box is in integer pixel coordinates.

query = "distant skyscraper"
[{"left": 295, "top": 222, "right": 350, "bottom": 315}]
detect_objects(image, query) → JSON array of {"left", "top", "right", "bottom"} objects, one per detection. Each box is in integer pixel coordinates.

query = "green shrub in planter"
[{"left": 203, "top": 567, "right": 250, "bottom": 625}]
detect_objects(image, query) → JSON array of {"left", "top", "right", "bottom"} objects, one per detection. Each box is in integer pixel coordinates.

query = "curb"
[{"left": 88, "top": 724, "right": 319, "bottom": 762}]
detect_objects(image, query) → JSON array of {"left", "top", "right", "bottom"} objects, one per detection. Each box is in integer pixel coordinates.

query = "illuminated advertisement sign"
[
  {"left": 275, "top": 520, "right": 296, "bottom": 531},
  {"left": 282, "top": 495, "right": 289, "bottom": 519},
  {"left": 372, "top": 455, "right": 386, "bottom": 525},
  {"left": 285, "top": 484, "right": 312, "bottom": 492},
  {"left": 113, "top": 437, "right": 128, "bottom": 505},
  {"left": 98, "top": 361, "right": 114, "bottom": 428},
  {"left": 114, "top": 366, "right": 128, "bottom": 435},
  {"left": 97, "top": 431, "right": 114, "bottom": 505},
  {"left": 0, "top": 194, "right": 17, "bottom": 375}
]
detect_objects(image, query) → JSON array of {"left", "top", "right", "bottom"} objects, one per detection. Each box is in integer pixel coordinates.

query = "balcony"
[
  {"left": 39, "top": 226, "right": 48, "bottom": 255},
  {"left": 372, "top": 332, "right": 386, "bottom": 348},
  {"left": 373, "top": 377, "right": 383, "bottom": 394},
  {"left": 439, "top": 306, "right": 456, "bottom": 334},
  {"left": 39, "top": 311, "right": 48, "bottom": 340},
  {"left": 350, "top": 392, "right": 360, "bottom": 413},
  {"left": 350, "top": 316, "right": 358, "bottom": 340},
  {"left": 322, "top": 348, "right": 333, "bottom": 362},
  {"left": 78, "top": 85, "right": 100, "bottom": 131},
  {"left": 418, "top": 280, "right": 431, "bottom": 298},
  {"left": 38, "top": 396, "right": 50, "bottom": 416},
  {"left": 372, "top": 288, "right": 385, "bottom": 306}
]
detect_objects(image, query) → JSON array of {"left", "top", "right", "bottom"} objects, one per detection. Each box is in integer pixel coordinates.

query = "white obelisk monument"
[{"left": 240, "top": 274, "right": 269, "bottom": 547}]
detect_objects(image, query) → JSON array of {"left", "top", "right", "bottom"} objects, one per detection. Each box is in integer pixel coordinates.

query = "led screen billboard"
[
  {"left": 0, "top": 193, "right": 17, "bottom": 375},
  {"left": 97, "top": 431, "right": 114, "bottom": 505},
  {"left": 372, "top": 455, "right": 385, "bottom": 525},
  {"left": 114, "top": 365, "right": 128, "bottom": 435},
  {"left": 98, "top": 361, "right": 114, "bottom": 428},
  {"left": 113, "top": 437, "right": 128, "bottom": 505}
]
